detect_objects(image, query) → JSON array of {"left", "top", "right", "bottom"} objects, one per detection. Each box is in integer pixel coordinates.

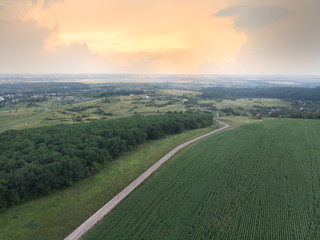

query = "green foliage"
[
  {"left": 0, "top": 113, "right": 213, "bottom": 210},
  {"left": 85, "top": 119, "right": 320, "bottom": 240},
  {"left": 202, "top": 86, "right": 320, "bottom": 101},
  {"left": 0, "top": 82, "right": 90, "bottom": 95}
]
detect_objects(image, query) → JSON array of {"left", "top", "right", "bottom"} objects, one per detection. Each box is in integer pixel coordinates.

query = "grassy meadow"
[
  {"left": 0, "top": 91, "right": 192, "bottom": 132},
  {"left": 202, "top": 98, "right": 289, "bottom": 108},
  {"left": 85, "top": 119, "right": 320, "bottom": 240}
]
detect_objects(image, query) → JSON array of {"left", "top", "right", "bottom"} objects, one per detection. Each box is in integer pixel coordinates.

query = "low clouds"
[
  {"left": 0, "top": 0, "right": 106, "bottom": 73},
  {"left": 0, "top": 19, "right": 51, "bottom": 72},
  {"left": 1, "top": 0, "right": 319, "bottom": 75},
  {"left": 213, "top": 0, "right": 320, "bottom": 75},
  {"left": 214, "top": 5, "right": 293, "bottom": 30},
  {"left": 0, "top": 18, "right": 103, "bottom": 73},
  {"left": 0, "top": 0, "right": 246, "bottom": 74},
  {"left": 0, "top": 0, "right": 63, "bottom": 8}
]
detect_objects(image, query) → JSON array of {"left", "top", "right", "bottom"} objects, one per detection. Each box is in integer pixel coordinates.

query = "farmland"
[{"left": 85, "top": 119, "right": 320, "bottom": 240}]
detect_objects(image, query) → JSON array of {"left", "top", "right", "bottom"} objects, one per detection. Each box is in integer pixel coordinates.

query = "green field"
[
  {"left": 85, "top": 119, "right": 320, "bottom": 240},
  {"left": 0, "top": 105, "right": 45, "bottom": 128}
]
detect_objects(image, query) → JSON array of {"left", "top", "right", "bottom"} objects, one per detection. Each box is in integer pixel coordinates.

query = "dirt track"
[
  {"left": 0, "top": 99, "right": 55, "bottom": 131},
  {"left": 64, "top": 120, "right": 230, "bottom": 240}
]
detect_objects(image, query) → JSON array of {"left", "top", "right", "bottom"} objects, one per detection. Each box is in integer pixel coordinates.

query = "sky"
[{"left": 0, "top": 0, "right": 319, "bottom": 75}]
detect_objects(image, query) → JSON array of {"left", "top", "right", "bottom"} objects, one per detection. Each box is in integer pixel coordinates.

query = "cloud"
[
  {"left": 0, "top": 19, "right": 10, "bottom": 23},
  {"left": 0, "top": 0, "right": 63, "bottom": 8},
  {"left": 214, "top": 5, "right": 293, "bottom": 30},
  {"left": 213, "top": 0, "right": 320, "bottom": 75},
  {"left": 0, "top": 13, "right": 106, "bottom": 73},
  {"left": 43, "top": 0, "right": 63, "bottom": 8},
  {"left": 0, "top": 19, "right": 51, "bottom": 72},
  {"left": 1, "top": 0, "right": 319, "bottom": 75},
  {"left": 198, "top": 62, "right": 222, "bottom": 74}
]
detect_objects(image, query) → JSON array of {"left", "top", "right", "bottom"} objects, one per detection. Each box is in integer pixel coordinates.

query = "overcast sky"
[{"left": 0, "top": 0, "right": 319, "bottom": 75}]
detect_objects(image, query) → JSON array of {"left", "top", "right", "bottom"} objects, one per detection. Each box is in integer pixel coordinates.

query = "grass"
[
  {"left": 0, "top": 121, "right": 232, "bottom": 240},
  {"left": 157, "top": 89, "right": 200, "bottom": 96},
  {"left": 199, "top": 98, "right": 289, "bottom": 109},
  {"left": 0, "top": 105, "right": 44, "bottom": 129},
  {"left": 217, "top": 116, "right": 258, "bottom": 128},
  {"left": 84, "top": 119, "right": 320, "bottom": 240}
]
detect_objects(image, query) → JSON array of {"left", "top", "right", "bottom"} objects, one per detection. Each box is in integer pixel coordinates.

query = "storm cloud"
[
  {"left": 214, "top": 5, "right": 293, "bottom": 30},
  {"left": 0, "top": 0, "right": 106, "bottom": 73},
  {"left": 0, "top": 0, "right": 319, "bottom": 75},
  {"left": 214, "top": 0, "right": 320, "bottom": 75}
]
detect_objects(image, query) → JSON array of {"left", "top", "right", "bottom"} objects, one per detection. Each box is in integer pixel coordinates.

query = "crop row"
[{"left": 84, "top": 119, "right": 320, "bottom": 240}]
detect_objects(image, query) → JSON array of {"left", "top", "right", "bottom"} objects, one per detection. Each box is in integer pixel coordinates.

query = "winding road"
[{"left": 64, "top": 120, "right": 230, "bottom": 240}]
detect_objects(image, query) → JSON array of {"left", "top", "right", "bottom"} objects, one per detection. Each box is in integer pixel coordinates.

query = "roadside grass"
[
  {"left": 0, "top": 121, "right": 233, "bottom": 240},
  {"left": 217, "top": 116, "right": 258, "bottom": 128}
]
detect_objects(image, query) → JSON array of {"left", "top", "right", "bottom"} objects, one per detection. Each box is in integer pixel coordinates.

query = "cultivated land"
[
  {"left": 0, "top": 121, "right": 228, "bottom": 240},
  {"left": 85, "top": 119, "right": 320, "bottom": 240}
]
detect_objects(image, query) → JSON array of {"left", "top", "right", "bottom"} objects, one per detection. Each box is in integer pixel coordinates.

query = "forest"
[
  {"left": 0, "top": 82, "right": 90, "bottom": 95},
  {"left": 0, "top": 112, "right": 213, "bottom": 210},
  {"left": 201, "top": 87, "right": 320, "bottom": 101}
]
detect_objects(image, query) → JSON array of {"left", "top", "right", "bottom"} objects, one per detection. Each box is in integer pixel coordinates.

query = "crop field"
[{"left": 85, "top": 119, "right": 320, "bottom": 240}]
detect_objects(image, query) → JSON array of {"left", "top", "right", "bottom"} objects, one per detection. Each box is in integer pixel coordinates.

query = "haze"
[{"left": 0, "top": 0, "right": 319, "bottom": 75}]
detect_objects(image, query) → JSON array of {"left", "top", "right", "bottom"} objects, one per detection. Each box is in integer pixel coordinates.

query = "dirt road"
[
  {"left": 64, "top": 120, "right": 230, "bottom": 240},
  {"left": 0, "top": 99, "right": 55, "bottom": 131}
]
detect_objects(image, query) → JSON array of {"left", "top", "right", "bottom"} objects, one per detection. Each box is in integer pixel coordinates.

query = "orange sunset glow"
[{"left": 0, "top": 0, "right": 319, "bottom": 74}]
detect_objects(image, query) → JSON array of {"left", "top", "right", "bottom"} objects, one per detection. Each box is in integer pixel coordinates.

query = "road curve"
[{"left": 64, "top": 120, "right": 230, "bottom": 240}]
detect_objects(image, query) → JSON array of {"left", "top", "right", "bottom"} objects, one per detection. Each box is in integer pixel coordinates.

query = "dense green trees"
[
  {"left": 0, "top": 113, "right": 213, "bottom": 210},
  {"left": 202, "top": 87, "right": 320, "bottom": 101}
]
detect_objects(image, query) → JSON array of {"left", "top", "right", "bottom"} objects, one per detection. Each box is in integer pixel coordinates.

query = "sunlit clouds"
[{"left": 0, "top": 0, "right": 319, "bottom": 74}]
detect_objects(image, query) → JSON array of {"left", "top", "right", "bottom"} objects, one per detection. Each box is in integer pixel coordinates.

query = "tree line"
[
  {"left": 202, "top": 87, "right": 320, "bottom": 101},
  {"left": 0, "top": 82, "right": 90, "bottom": 95},
  {"left": 0, "top": 113, "right": 213, "bottom": 210}
]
